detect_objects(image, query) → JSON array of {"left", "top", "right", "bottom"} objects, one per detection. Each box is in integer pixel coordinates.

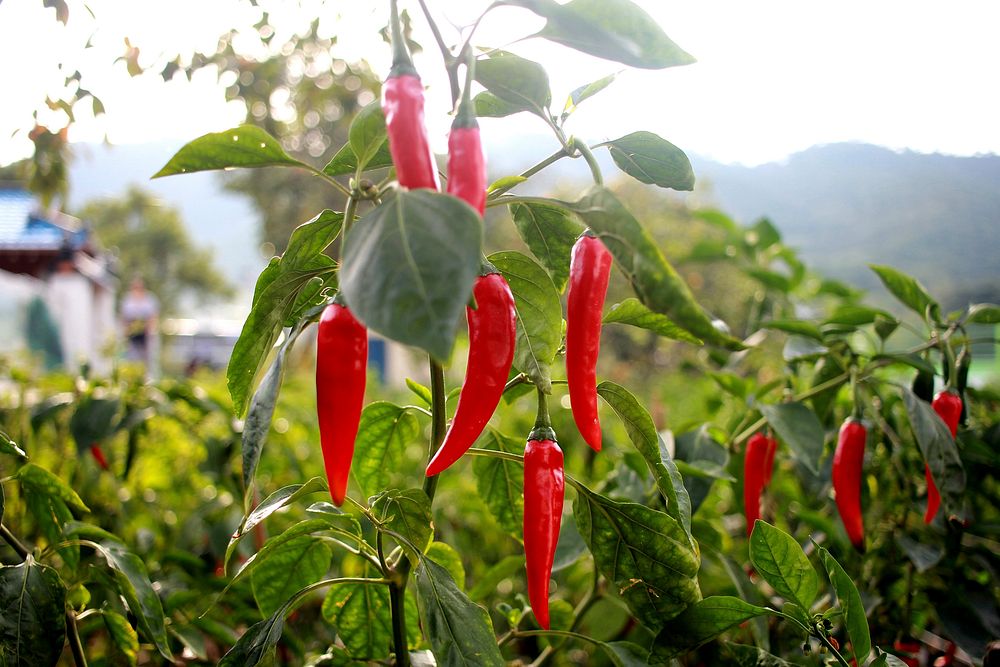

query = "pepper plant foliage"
[{"left": 1, "top": 1, "right": 991, "bottom": 666}]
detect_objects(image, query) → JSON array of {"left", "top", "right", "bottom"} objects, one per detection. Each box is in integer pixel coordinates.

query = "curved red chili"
[
  {"left": 925, "top": 389, "right": 962, "bottom": 523},
  {"left": 426, "top": 272, "right": 516, "bottom": 476},
  {"left": 316, "top": 302, "right": 368, "bottom": 506},
  {"left": 565, "top": 233, "right": 613, "bottom": 451},
  {"left": 832, "top": 418, "right": 866, "bottom": 551},
  {"left": 743, "top": 432, "right": 770, "bottom": 538},
  {"left": 382, "top": 1, "right": 438, "bottom": 191},
  {"left": 523, "top": 430, "right": 564, "bottom": 630}
]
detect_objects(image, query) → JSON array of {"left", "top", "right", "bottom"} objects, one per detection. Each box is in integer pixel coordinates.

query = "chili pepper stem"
[
  {"left": 569, "top": 137, "right": 603, "bottom": 186},
  {"left": 66, "top": 610, "right": 89, "bottom": 667},
  {"left": 388, "top": 580, "right": 410, "bottom": 667}
]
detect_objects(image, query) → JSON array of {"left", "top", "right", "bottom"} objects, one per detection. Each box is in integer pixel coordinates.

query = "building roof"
[{"left": 0, "top": 185, "right": 89, "bottom": 251}]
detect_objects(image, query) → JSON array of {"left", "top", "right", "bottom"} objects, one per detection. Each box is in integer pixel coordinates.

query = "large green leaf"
[
  {"left": 472, "top": 91, "right": 526, "bottom": 118},
  {"left": 228, "top": 210, "right": 342, "bottom": 415},
  {"left": 252, "top": 535, "right": 332, "bottom": 617},
  {"left": 472, "top": 430, "right": 525, "bottom": 541},
  {"left": 510, "top": 202, "right": 583, "bottom": 292},
  {"left": 153, "top": 125, "right": 306, "bottom": 177},
  {"left": 597, "top": 381, "right": 692, "bottom": 542},
  {"left": 817, "top": 546, "right": 871, "bottom": 664},
  {"left": 510, "top": 0, "right": 695, "bottom": 69},
  {"left": 352, "top": 402, "right": 421, "bottom": 499},
  {"left": 371, "top": 489, "right": 434, "bottom": 559},
  {"left": 870, "top": 264, "right": 940, "bottom": 321},
  {"left": 574, "top": 487, "right": 700, "bottom": 628},
  {"left": 341, "top": 189, "right": 483, "bottom": 362},
  {"left": 651, "top": 596, "right": 771, "bottom": 660},
  {"left": 603, "top": 131, "right": 694, "bottom": 191},
  {"left": 413, "top": 558, "right": 505, "bottom": 667},
  {"left": 758, "top": 402, "right": 824, "bottom": 475},
  {"left": 748, "top": 521, "right": 819, "bottom": 612},
  {"left": 901, "top": 387, "right": 966, "bottom": 521},
  {"left": 17, "top": 462, "right": 88, "bottom": 514},
  {"left": 0, "top": 556, "right": 67, "bottom": 667},
  {"left": 18, "top": 462, "right": 88, "bottom": 570},
  {"left": 322, "top": 581, "right": 393, "bottom": 659},
  {"left": 602, "top": 298, "right": 702, "bottom": 344},
  {"left": 563, "top": 186, "right": 742, "bottom": 349},
  {"left": 426, "top": 542, "right": 467, "bottom": 590},
  {"left": 488, "top": 251, "right": 562, "bottom": 393},
  {"left": 474, "top": 52, "right": 551, "bottom": 118}
]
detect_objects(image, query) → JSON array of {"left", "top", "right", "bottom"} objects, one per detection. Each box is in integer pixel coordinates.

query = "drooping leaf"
[
  {"left": 413, "top": 558, "right": 505, "bottom": 666},
  {"left": 472, "top": 430, "right": 525, "bottom": 541},
  {"left": 603, "top": 298, "right": 702, "bottom": 344},
  {"left": 510, "top": 202, "right": 583, "bottom": 292},
  {"left": 758, "top": 402, "right": 824, "bottom": 475},
  {"left": 651, "top": 596, "right": 771, "bottom": 660},
  {"left": 748, "top": 521, "right": 819, "bottom": 611},
  {"left": 18, "top": 462, "right": 88, "bottom": 514},
  {"left": 761, "top": 319, "right": 825, "bottom": 342},
  {"left": 102, "top": 609, "right": 140, "bottom": 666},
  {"left": 426, "top": 542, "right": 466, "bottom": 590},
  {"left": 341, "top": 189, "right": 483, "bottom": 362},
  {"left": 817, "top": 546, "right": 871, "bottom": 664},
  {"left": 603, "top": 131, "right": 694, "bottom": 191},
  {"left": 352, "top": 402, "right": 421, "bottom": 498},
  {"left": 488, "top": 251, "right": 562, "bottom": 393},
  {"left": 901, "top": 387, "right": 966, "bottom": 521},
  {"left": 574, "top": 487, "right": 700, "bottom": 628},
  {"left": 0, "top": 556, "right": 67, "bottom": 667},
  {"left": 870, "top": 264, "right": 940, "bottom": 322},
  {"left": 153, "top": 125, "right": 306, "bottom": 177},
  {"left": 322, "top": 581, "right": 393, "bottom": 660},
  {"left": 474, "top": 52, "right": 551, "bottom": 117},
  {"left": 252, "top": 535, "right": 332, "bottom": 617}
]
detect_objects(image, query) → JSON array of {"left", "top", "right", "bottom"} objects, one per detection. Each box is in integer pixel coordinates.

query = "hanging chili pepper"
[
  {"left": 924, "top": 389, "right": 962, "bottom": 523},
  {"left": 445, "top": 62, "right": 485, "bottom": 215},
  {"left": 565, "top": 233, "right": 613, "bottom": 451},
  {"left": 743, "top": 432, "right": 771, "bottom": 537},
  {"left": 382, "top": 0, "right": 438, "bottom": 191},
  {"left": 316, "top": 301, "right": 368, "bottom": 506},
  {"left": 832, "top": 418, "right": 867, "bottom": 551},
  {"left": 426, "top": 270, "right": 516, "bottom": 476},
  {"left": 89, "top": 443, "right": 109, "bottom": 471},
  {"left": 523, "top": 392, "right": 563, "bottom": 630}
]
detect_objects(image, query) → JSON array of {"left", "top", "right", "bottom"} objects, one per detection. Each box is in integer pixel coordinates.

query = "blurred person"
[{"left": 121, "top": 276, "right": 159, "bottom": 372}]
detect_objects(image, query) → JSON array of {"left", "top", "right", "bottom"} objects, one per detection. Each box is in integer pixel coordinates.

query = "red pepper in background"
[
  {"left": 316, "top": 302, "right": 368, "bottom": 506},
  {"left": 762, "top": 434, "right": 778, "bottom": 486},
  {"left": 523, "top": 426, "right": 564, "bottom": 630},
  {"left": 743, "top": 432, "right": 771, "bottom": 537},
  {"left": 382, "top": 0, "right": 438, "bottom": 191},
  {"left": 89, "top": 443, "right": 109, "bottom": 470},
  {"left": 925, "top": 389, "right": 962, "bottom": 523},
  {"left": 426, "top": 271, "right": 516, "bottom": 476},
  {"left": 565, "top": 233, "right": 613, "bottom": 451},
  {"left": 832, "top": 418, "right": 867, "bottom": 551}
]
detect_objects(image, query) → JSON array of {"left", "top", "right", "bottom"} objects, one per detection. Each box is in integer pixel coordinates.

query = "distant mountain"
[{"left": 688, "top": 144, "right": 1000, "bottom": 309}]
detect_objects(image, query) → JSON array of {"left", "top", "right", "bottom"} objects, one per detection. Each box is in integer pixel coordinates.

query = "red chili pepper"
[
  {"left": 523, "top": 428, "right": 564, "bottom": 630},
  {"left": 924, "top": 389, "right": 962, "bottom": 523},
  {"left": 382, "top": 0, "right": 438, "bottom": 191},
  {"left": 89, "top": 443, "right": 109, "bottom": 470},
  {"left": 445, "top": 92, "right": 486, "bottom": 215},
  {"left": 426, "top": 271, "right": 516, "bottom": 476},
  {"left": 316, "top": 302, "right": 368, "bottom": 506},
  {"left": 762, "top": 434, "right": 778, "bottom": 486},
  {"left": 832, "top": 418, "right": 866, "bottom": 551},
  {"left": 565, "top": 233, "right": 613, "bottom": 451},
  {"left": 743, "top": 432, "right": 770, "bottom": 537}
]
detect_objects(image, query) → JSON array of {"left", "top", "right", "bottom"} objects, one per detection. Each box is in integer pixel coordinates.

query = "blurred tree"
[{"left": 77, "top": 186, "right": 233, "bottom": 315}]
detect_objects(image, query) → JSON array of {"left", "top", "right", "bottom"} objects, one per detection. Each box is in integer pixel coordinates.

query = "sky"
[{"left": 1, "top": 0, "right": 999, "bottom": 166}]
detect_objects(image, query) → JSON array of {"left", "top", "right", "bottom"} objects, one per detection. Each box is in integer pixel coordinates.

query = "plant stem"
[
  {"left": 569, "top": 138, "right": 603, "bottom": 186},
  {"left": 815, "top": 631, "right": 852, "bottom": 667},
  {"left": 388, "top": 579, "right": 410, "bottom": 667},
  {"left": 423, "top": 359, "right": 447, "bottom": 503},
  {"left": 66, "top": 611, "right": 88, "bottom": 667},
  {"left": 0, "top": 523, "right": 29, "bottom": 559},
  {"left": 487, "top": 148, "right": 569, "bottom": 199}
]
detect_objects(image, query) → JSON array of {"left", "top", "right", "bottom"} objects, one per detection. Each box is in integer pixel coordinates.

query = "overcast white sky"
[{"left": 1, "top": 0, "right": 999, "bottom": 166}]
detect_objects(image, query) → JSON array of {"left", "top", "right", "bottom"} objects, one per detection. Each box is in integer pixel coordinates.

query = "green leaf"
[
  {"left": 153, "top": 125, "right": 306, "bottom": 177},
  {"left": 758, "top": 403, "right": 824, "bottom": 475},
  {"left": 348, "top": 100, "right": 389, "bottom": 173},
  {"left": 749, "top": 218, "right": 782, "bottom": 249},
  {"left": 321, "top": 581, "right": 392, "bottom": 660},
  {"left": 896, "top": 534, "right": 943, "bottom": 573},
  {"left": 597, "top": 381, "right": 692, "bottom": 541},
  {"left": 563, "top": 72, "right": 618, "bottom": 117},
  {"left": 901, "top": 387, "right": 966, "bottom": 521},
  {"left": 18, "top": 462, "right": 88, "bottom": 514},
  {"left": 748, "top": 520, "right": 819, "bottom": 611},
  {"left": 603, "top": 298, "right": 702, "bottom": 344},
  {"left": 371, "top": 489, "right": 434, "bottom": 559},
  {"left": 487, "top": 251, "right": 562, "bottom": 393},
  {"left": 322, "top": 139, "right": 394, "bottom": 177},
  {"left": 870, "top": 264, "right": 940, "bottom": 321},
  {"left": 574, "top": 487, "right": 700, "bottom": 628},
  {"left": 426, "top": 542, "right": 466, "bottom": 590},
  {"left": 0, "top": 430, "right": 27, "bottom": 460},
  {"left": 472, "top": 429, "right": 526, "bottom": 537},
  {"left": 472, "top": 91, "right": 526, "bottom": 118},
  {"left": 817, "top": 546, "right": 871, "bottom": 664},
  {"left": 341, "top": 189, "right": 483, "bottom": 362},
  {"left": 413, "top": 558, "right": 505, "bottom": 667},
  {"left": 228, "top": 209, "right": 342, "bottom": 415},
  {"left": 651, "top": 596, "right": 771, "bottom": 660},
  {"left": 474, "top": 52, "right": 551, "bottom": 117},
  {"left": 720, "top": 643, "right": 795, "bottom": 666},
  {"left": 761, "top": 319, "right": 825, "bottom": 342},
  {"left": 218, "top": 599, "right": 291, "bottom": 667},
  {"left": 102, "top": 609, "right": 140, "bottom": 666},
  {"left": 510, "top": 202, "right": 583, "bottom": 292},
  {"left": 0, "top": 556, "right": 67, "bottom": 667},
  {"left": 253, "top": 535, "right": 332, "bottom": 617},
  {"left": 552, "top": 518, "right": 588, "bottom": 572},
  {"left": 563, "top": 186, "right": 742, "bottom": 350},
  {"left": 405, "top": 378, "right": 433, "bottom": 407},
  {"left": 872, "top": 352, "right": 937, "bottom": 376},
  {"left": 673, "top": 426, "right": 730, "bottom": 513},
  {"left": 487, "top": 175, "right": 528, "bottom": 193},
  {"left": 603, "top": 131, "right": 694, "bottom": 191},
  {"left": 966, "top": 302, "right": 1000, "bottom": 324},
  {"left": 352, "top": 402, "right": 421, "bottom": 499},
  {"left": 825, "top": 304, "right": 892, "bottom": 326},
  {"left": 69, "top": 395, "right": 121, "bottom": 452},
  {"left": 599, "top": 641, "right": 650, "bottom": 667},
  {"left": 514, "top": 0, "right": 696, "bottom": 69}
]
